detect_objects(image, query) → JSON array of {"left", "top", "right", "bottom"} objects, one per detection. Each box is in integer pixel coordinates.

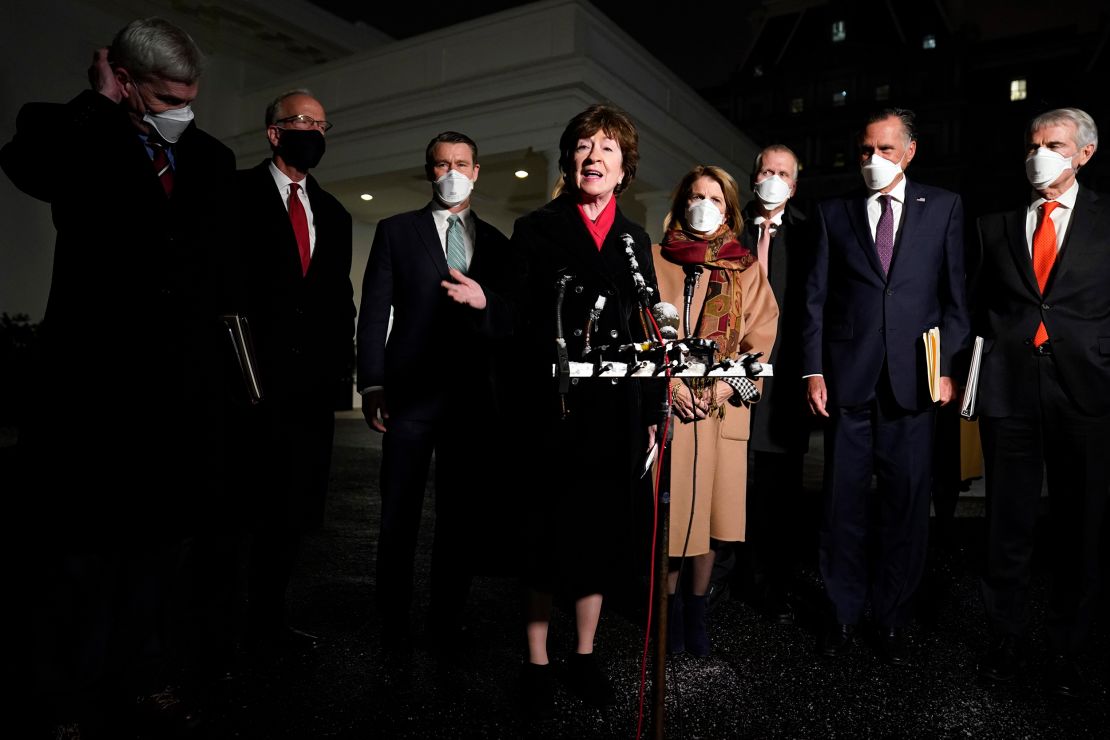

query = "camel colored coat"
[{"left": 652, "top": 248, "right": 779, "bottom": 556}]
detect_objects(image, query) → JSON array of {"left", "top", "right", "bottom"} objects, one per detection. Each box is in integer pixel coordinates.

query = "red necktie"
[
  {"left": 288, "top": 182, "right": 311, "bottom": 276},
  {"left": 1031, "top": 201, "right": 1060, "bottom": 346},
  {"left": 149, "top": 137, "right": 173, "bottom": 197}
]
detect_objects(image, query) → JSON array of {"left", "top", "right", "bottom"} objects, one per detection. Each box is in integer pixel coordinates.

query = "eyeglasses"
[{"left": 273, "top": 114, "right": 333, "bottom": 132}]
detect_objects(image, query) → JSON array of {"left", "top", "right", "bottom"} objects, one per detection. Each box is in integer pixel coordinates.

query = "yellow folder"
[{"left": 922, "top": 326, "right": 941, "bottom": 403}]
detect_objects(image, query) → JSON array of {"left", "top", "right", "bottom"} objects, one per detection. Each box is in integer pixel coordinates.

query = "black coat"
[
  {"left": 742, "top": 201, "right": 816, "bottom": 454},
  {"left": 509, "top": 194, "right": 660, "bottom": 595},
  {"left": 974, "top": 187, "right": 1110, "bottom": 417},
  {"left": 1, "top": 90, "right": 238, "bottom": 533},
  {"left": 234, "top": 161, "right": 355, "bottom": 528},
  {"left": 356, "top": 204, "right": 512, "bottom": 422}
]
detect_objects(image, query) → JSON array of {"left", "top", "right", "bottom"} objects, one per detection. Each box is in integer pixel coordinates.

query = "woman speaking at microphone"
[
  {"left": 652, "top": 165, "right": 778, "bottom": 656},
  {"left": 509, "top": 104, "right": 659, "bottom": 718}
]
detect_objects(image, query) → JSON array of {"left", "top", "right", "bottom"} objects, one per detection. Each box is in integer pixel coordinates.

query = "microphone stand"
[{"left": 682, "top": 265, "right": 703, "bottom": 340}]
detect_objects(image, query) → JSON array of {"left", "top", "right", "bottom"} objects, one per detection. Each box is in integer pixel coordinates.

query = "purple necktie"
[{"left": 876, "top": 194, "right": 894, "bottom": 275}]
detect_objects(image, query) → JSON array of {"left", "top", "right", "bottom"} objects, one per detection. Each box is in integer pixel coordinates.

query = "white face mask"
[
  {"left": 434, "top": 169, "right": 474, "bottom": 207},
  {"left": 1025, "top": 147, "right": 1074, "bottom": 190},
  {"left": 686, "top": 200, "right": 724, "bottom": 234},
  {"left": 754, "top": 175, "right": 792, "bottom": 210},
  {"left": 860, "top": 152, "right": 904, "bottom": 191},
  {"left": 142, "top": 106, "right": 194, "bottom": 144}
]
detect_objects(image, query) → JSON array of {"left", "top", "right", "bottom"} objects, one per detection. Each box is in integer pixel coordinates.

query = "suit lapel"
[
  {"left": 415, "top": 205, "right": 450, "bottom": 279},
  {"left": 256, "top": 162, "right": 306, "bottom": 280},
  {"left": 1004, "top": 206, "right": 1041, "bottom": 297},
  {"left": 1048, "top": 187, "right": 1102, "bottom": 294},
  {"left": 847, "top": 195, "right": 885, "bottom": 279},
  {"left": 888, "top": 182, "right": 924, "bottom": 278}
]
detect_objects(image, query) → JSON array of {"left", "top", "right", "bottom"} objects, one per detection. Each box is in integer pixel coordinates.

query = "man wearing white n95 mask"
[
  {"left": 801, "top": 109, "right": 970, "bottom": 665},
  {"left": 736, "top": 145, "right": 817, "bottom": 626},
  {"left": 357, "top": 132, "right": 513, "bottom": 657},
  {"left": 1, "top": 16, "right": 238, "bottom": 734},
  {"left": 973, "top": 108, "right": 1109, "bottom": 698}
]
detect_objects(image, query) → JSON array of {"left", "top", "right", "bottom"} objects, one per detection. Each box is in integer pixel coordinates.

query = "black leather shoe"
[
  {"left": 521, "top": 662, "right": 554, "bottom": 720},
  {"left": 819, "top": 623, "right": 855, "bottom": 657},
  {"left": 134, "top": 684, "right": 202, "bottom": 734},
  {"left": 246, "top": 625, "right": 321, "bottom": 658},
  {"left": 978, "top": 635, "right": 1021, "bottom": 682},
  {"left": 763, "top": 593, "right": 795, "bottom": 626},
  {"left": 1046, "top": 654, "right": 1085, "bottom": 698},
  {"left": 877, "top": 627, "right": 910, "bottom": 667},
  {"left": 566, "top": 652, "right": 614, "bottom": 707}
]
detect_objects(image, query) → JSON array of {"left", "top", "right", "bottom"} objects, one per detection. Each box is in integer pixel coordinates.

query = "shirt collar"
[
  {"left": 753, "top": 210, "right": 784, "bottom": 227},
  {"left": 269, "top": 160, "right": 307, "bottom": 193},
  {"left": 868, "top": 175, "right": 908, "bottom": 205},
  {"left": 431, "top": 203, "right": 472, "bottom": 226},
  {"left": 1030, "top": 179, "right": 1079, "bottom": 212}
]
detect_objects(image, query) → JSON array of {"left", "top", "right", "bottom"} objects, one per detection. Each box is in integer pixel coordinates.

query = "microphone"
[
  {"left": 620, "top": 233, "right": 655, "bottom": 308},
  {"left": 682, "top": 264, "right": 703, "bottom": 338},
  {"left": 583, "top": 294, "right": 607, "bottom": 355},
  {"left": 651, "top": 302, "right": 679, "bottom": 341}
]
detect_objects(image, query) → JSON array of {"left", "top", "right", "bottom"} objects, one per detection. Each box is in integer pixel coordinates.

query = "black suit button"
[
  {"left": 886, "top": 289, "right": 894, "bottom": 296},
  {"left": 610, "top": 329, "right": 619, "bottom": 338},
  {"left": 1041, "top": 303, "right": 1050, "bottom": 310},
  {"left": 573, "top": 329, "right": 583, "bottom": 337},
  {"left": 575, "top": 285, "right": 584, "bottom": 294}
]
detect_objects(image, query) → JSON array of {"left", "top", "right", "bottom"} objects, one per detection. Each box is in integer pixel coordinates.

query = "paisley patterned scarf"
[{"left": 658, "top": 226, "right": 756, "bottom": 361}]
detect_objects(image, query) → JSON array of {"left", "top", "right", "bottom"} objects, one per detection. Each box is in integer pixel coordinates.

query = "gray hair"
[
  {"left": 861, "top": 108, "right": 917, "bottom": 145},
  {"left": 111, "top": 17, "right": 203, "bottom": 84},
  {"left": 265, "top": 89, "right": 316, "bottom": 127},
  {"left": 753, "top": 144, "right": 800, "bottom": 181},
  {"left": 1030, "top": 108, "right": 1099, "bottom": 149}
]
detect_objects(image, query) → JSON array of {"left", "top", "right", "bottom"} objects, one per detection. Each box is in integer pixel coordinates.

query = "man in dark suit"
[
  {"left": 742, "top": 144, "right": 816, "bottom": 624},
  {"left": 973, "top": 108, "right": 1108, "bottom": 696},
  {"left": 235, "top": 90, "right": 355, "bottom": 652},
  {"left": 1, "top": 18, "right": 237, "bottom": 735},
  {"left": 802, "top": 109, "right": 970, "bottom": 664},
  {"left": 357, "top": 132, "right": 511, "bottom": 651}
]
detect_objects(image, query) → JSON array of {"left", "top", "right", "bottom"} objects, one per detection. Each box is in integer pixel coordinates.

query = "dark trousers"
[
  {"left": 820, "top": 382, "right": 935, "bottom": 627},
  {"left": 27, "top": 541, "right": 179, "bottom": 729},
  {"left": 747, "top": 450, "right": 807, "bottom": 596},
  {"left": 979, "top": 354, "right": 1110, "bottom": 655},
  {"left": 376, "top": 416, "right": 473, "bottom": 636}
]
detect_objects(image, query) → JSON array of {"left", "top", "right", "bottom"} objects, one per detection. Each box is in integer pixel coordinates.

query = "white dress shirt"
[
  {"left": 866, "top": 176, "right": 908, "bottom": 242},
  {"left": 1025, "top": 180, "right": 1080, "bottom": 257},
  {"left": 431, "top": 204, "right": 476, "bottom": 270}
]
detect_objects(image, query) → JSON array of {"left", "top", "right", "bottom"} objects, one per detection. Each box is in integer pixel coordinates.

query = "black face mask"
[{"left": 276, "top": 128, "right": 326, "bottom": 171}]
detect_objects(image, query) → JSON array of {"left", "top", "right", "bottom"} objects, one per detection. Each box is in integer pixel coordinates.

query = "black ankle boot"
[
  {"left": 685, "top": 594, "right": 711, "bottom": 657},
  {"left": 567, "top": 652, "right": 614, "bottom": 707}
]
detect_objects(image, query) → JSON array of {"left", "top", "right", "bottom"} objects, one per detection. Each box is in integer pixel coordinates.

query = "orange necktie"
[{"left": 1031, "top": 201, "right": 1060, "bottom": 346}]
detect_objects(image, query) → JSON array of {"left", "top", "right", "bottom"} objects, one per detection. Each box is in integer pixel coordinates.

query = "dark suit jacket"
[
  {"left": 235, "top": 161, "right": 355, "bottom": 527},
  {"left": 802, "top": 180, "right": 970, "bottom": 411},
  {"left": 237, "top": 161, "right": 355, "bottom": 401},
  {"left": 743, "top": 201, "right": 815, "bottom": 453},
  {"left": 974, "top": 187, "right": 1110, "bottom": 417},
  {"left": 356, "top": 204, "right": 512, "bottom": 422},
  {"left": 1, "top": 90, "right": 237, "bottom": 533}
]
